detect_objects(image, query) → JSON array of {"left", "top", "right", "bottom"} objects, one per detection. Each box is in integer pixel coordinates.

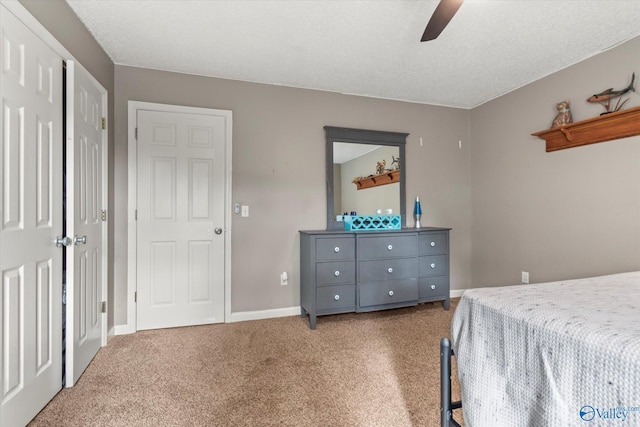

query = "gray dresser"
[{"left": 299, "top": 227, "right": 450, "bottom": 329}]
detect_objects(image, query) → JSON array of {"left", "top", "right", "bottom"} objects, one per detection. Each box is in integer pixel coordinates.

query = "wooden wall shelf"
[
  {"left": 352, "top": 170, "right": 400, "bottom": 190},
  {"left": 532, "top": 106, "right": 640, "bottom": 152}
]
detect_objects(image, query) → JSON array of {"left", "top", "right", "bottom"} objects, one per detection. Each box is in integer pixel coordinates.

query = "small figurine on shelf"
[
  {"left": 414, "top": 197, "right": 422, "bottom": 229},
  {"left": 376, "top": 159, "right": 386, "bottom": 175},
  {"left": 587, "top": 72, "right": 635, "bottom": 114},
  {"left": 390, "top": 155, "right": 400, "bottom": 171},
  {"left": 551, "top": 100, "right": 573, "bottom": 128}
]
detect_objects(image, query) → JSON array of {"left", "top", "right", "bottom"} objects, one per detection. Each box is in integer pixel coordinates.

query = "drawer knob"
[
  {"left": 430, "top": 241, "right": 436, "bottom": 247},
  {"left": 430, "top": 263, "right": 436, "bottom": 269},
  {"left": 388, "top": 290, "right": 394, "bottom": 297},
  {"left": 430, "top": 284, "right": 436, "bottom": 290},
  {"left": 334, "top": 270, "right": 340, "bottom": 277},
  {"left": 334, "top": 294, "right": 340, "bottom": 301},
  {"left": 334, "top": 246, "right": 340, "bottom": 253},
  {"left": 387, "top": 267, "right": 393, "bottom": 274},
  {"left": 387, "top": 244, "right": 393, "bottom": 251}
]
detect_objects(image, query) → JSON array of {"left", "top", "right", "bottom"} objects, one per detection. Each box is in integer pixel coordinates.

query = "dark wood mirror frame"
[{"left": 324, "top": 126, "right": 408, "bottom": 231}]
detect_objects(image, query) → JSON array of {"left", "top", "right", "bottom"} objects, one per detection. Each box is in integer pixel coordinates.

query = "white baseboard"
[
  {"left": 113, "top": 293, "right": 466, "bottom": 334},
  {"left": 450, "top": 289, "right": 466, "bottom": 298},
  {"left": 112, "top": 307, "right": 301, "bottom": 335},
  {"left": 114, "top": 324, "right": 136, "bottom": 335},
  {"left": 229, "top": 292, "right": 466, "bottom": 322},
  {"left": 229, "top": 306, "right": 301, "bottom": 323}
]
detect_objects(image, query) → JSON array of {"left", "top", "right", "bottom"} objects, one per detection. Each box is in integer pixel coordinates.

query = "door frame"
[
  {"left": 1, "top": 0, "right": 108, "bottom": 378},
  {"left": 126, "top": 101, "right": 232, "bottom": 333}
]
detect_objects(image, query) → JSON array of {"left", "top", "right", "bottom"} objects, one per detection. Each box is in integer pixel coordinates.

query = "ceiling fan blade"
[{"left": 421, "top": 0, "right": 464, "bottom": 42}]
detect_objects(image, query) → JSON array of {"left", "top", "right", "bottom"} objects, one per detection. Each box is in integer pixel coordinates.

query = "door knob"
[
  {"left": 74, "top": 235, "right": 87, "bottom": 245},
  {"left": 55, "top": 236, "right": 72, "bottom": 247},
  {"left": 214, "top": 227, "right": 223, "bottom": 235}
]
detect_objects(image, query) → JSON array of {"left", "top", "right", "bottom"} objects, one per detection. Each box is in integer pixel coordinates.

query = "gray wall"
[
  {"left": 333, "top": 164, "right": 342, "bottom": 216},
  {"left": 114, "top": 65, "right": 472, "bottom": 325},
  {"left": 17, "top": 0, "right": 116, "bottom": 330},
  {"left": 470, "top": 35, "right": 640, "bottom": 287}
]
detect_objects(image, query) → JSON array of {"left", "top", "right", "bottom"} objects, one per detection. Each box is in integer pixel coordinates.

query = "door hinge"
[
  {"left": 101, "top": 209, "right": 107, "bottom": 221},
  {"left": 101, "top": 301, "right": 106, "bottom": 313},
  {"left": 135, "top": 209, "right": 138, "bottom": 220},
  {"left": 134, "top": 291, "right": 137, "bottom": 303},
  {"left": 135, "top": 127, "right": 138, "bottom": 139},
  {"left": 101, "top": 117, "right": 106, "bottom": 130}
]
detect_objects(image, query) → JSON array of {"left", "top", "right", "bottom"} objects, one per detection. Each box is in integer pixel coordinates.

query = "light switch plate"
[{"left": 241, "top": 205, "right": 249, "bottom": 217}]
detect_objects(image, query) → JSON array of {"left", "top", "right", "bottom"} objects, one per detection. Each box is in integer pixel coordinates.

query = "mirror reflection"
[
  {"left": 333, "top": 143, "right": 400, "bottom": 217},
  {"left": 324, "top": 126, "right": 407, "bottom": 230}
]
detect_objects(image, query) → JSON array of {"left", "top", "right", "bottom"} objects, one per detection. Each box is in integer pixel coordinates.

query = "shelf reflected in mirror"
[{"left": 333, "top": 142, "right": 400, "bottom": 217}]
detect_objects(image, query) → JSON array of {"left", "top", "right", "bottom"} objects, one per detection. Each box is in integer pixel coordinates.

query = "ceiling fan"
[{"left": 421, "top": 0, "right": 464, "bottom": 42}]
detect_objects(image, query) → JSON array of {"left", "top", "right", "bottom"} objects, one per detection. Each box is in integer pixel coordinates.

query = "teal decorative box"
[{"left": 343, "top": 215, "right": 401, "bottom": 231}]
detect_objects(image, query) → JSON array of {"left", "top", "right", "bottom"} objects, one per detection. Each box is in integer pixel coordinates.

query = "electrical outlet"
[
  {"left": 521, "top": 271, "right": 529, "bottom": 284},
  {"left": 280, "top": 271, "right": 288, "bottom": 286}
]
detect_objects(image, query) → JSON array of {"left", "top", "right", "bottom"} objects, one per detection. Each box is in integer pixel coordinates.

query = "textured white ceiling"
[
  {"left": 334, "top": 142, "right": 381, "bottom": 164},
  {"left": 65, "top": 0, "right": 640, "bottom": 108}
]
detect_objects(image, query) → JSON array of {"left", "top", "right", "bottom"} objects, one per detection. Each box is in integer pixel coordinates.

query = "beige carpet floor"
[{"left": 29, "top": 300, "right": 462, "bottom": 427}]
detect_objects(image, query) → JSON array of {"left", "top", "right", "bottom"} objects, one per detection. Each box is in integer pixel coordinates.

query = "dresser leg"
[
  {"left": 301, "top": 307, "right": 317, "bottom": 329},
  {"left": 442, "top": 298, "right": 450, "bottom": 310}
]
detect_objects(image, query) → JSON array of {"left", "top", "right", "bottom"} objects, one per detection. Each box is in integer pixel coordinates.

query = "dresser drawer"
[
  {"left": 357, "top": 234, "right": 417, "bottom": 260},
  {"left": 359, "top": 257, "right": 418, "bottom": 282},
  {"left": 419, "top": 275, "right": 449, "bottom": 300},
  {"left": 418, "top": 232, "right": 448, "bottom": 255},
  {"left": 359, "top": 280, "right": 418, "bottom": 307},
  {"left": 316, "top": 237, "right": 355, "bottom": 261},
  {"left": 419, "top": 254, "right": 447, "bottom": 277},
  {"left": 317, "top": 285, "right": 356, "bottom": 311},
  {"left": 316, "top": 261, "right": 355, "bottom": 286}
]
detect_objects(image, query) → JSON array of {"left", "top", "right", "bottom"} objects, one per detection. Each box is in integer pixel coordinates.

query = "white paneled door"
[
  {"left": 65, "top": 60, "right": 107, "bottom": 387},
  {"left": 0, "top": 6, "right": 63, "bottom": 427},
  {"left": 136, "top": 108, "right": 229, "bottom": 330}
]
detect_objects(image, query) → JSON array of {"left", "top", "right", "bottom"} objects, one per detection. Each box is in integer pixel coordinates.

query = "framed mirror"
[{"left": 324, "top": 126, "right": 408, "bottom": 230}]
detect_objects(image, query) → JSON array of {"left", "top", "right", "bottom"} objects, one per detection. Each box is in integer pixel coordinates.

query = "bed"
[{"left": 441, "top": 271, "right": 640, "bottom": 427}]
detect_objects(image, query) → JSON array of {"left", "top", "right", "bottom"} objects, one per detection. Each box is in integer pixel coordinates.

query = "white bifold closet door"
[
  {"left": 65, "top": 60, "right": 107, "bottom": 387},
  {"left": 1, "top": 4, "right": 107, "bottom": 425},
  {"left": 0, "top": 6, "right": 63, "bottom": 427}
]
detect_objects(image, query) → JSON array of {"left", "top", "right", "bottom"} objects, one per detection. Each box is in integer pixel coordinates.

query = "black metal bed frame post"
[{"left": 440, "top": 337, "right": 462, "bottom": 427}]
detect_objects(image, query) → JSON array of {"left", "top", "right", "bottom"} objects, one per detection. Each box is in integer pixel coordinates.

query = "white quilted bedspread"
[{"left": 452, "top": 271, "right": 640, "bottom": 427}]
